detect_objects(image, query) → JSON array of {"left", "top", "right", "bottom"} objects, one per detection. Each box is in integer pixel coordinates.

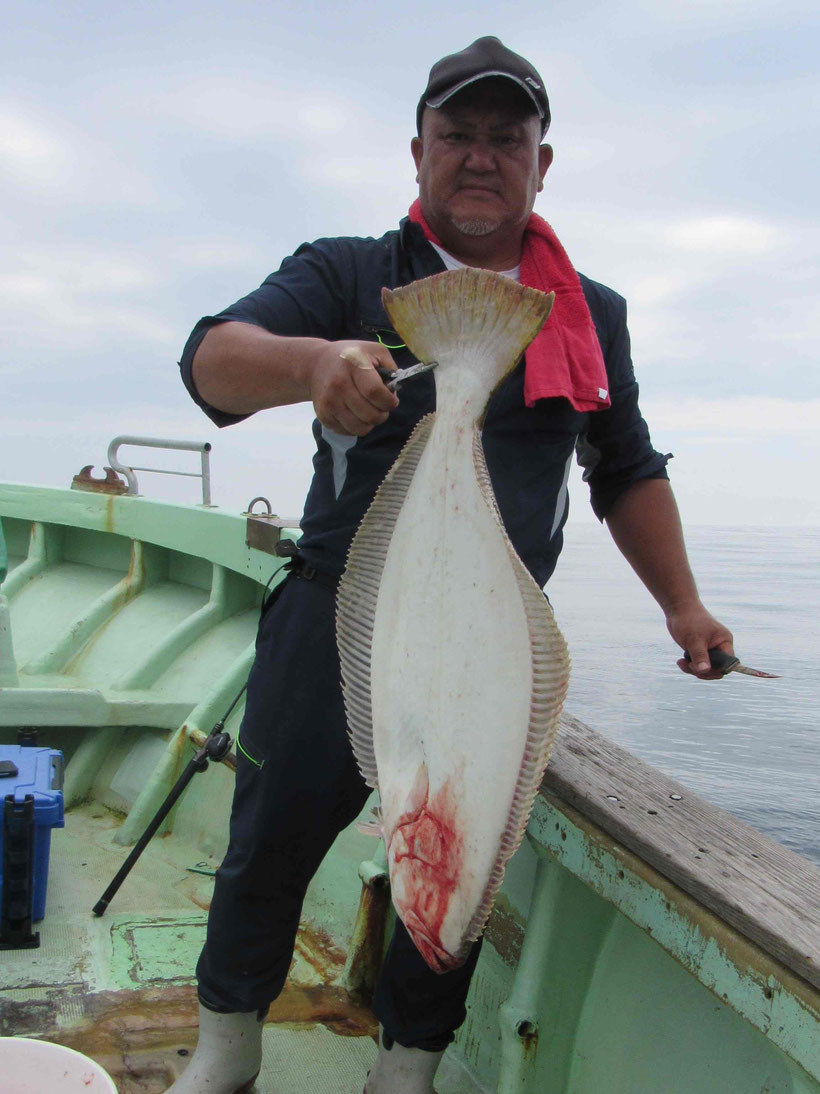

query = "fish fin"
[
  {"left": 382, "top": 268, "right": 553, "bottom": 386},
  {"left": 337, "top": 414, "right": 436, "bottom": 789},
  {"left": 465, "top": 428, "right": 571, "bottom": 943},
  {"left": 356, "top": 804, "right": 385, "bottom": 837}
]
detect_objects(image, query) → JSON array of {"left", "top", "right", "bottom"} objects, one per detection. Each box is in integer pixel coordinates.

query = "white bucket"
[{"left": 0, "top": 1037, "right": 118, "bottom": 1092}]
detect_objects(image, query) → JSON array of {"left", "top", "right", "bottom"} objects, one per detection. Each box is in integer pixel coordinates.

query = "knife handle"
[{"left": 683, "top": 647, "right": 740, "bottom": 674}]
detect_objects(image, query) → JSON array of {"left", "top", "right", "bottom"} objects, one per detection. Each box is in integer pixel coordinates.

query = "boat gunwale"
[{"left": 543, "top": 711, "right": 820, "bottom": 993}]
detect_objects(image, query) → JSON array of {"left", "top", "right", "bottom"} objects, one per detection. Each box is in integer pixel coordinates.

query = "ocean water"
[{"left": 547, "top": 523, "right": 820, "bottom": 865}]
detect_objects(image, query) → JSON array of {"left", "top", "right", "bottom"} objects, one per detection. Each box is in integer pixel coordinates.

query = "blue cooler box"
[{"left": 0, "top": 745, "right": 65, "bottom": 921}]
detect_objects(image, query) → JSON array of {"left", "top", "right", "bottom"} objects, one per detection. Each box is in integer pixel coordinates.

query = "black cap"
[{"left": 417, "top": 36, "right": 550, "bottom": 137}]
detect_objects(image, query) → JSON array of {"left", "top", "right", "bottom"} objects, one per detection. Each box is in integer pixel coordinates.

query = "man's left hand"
[{"left": 666, "top": 606, "right": 734, "bottom": 680}]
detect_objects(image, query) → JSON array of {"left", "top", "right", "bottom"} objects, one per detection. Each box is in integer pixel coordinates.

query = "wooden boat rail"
[{"left": 544, "top": 713, "right": 819, "bottom": 992}]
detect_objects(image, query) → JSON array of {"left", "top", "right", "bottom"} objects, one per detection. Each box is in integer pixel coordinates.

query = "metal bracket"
[{"left": 244, "top": 498, "right": 301, "bottom": 557}]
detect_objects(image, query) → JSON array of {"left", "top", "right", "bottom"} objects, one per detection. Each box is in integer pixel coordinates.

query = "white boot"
[
  {"left": 165, "top": 1002, "right": 263, "bottom": 1094},
  {"left": 364, "top": 1026, "right": 445, "bottom": 1094}
]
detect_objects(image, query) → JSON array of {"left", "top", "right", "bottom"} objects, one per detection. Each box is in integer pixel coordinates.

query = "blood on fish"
[{"left": 388, "top": 767, "right": 466, "bottom": 973}]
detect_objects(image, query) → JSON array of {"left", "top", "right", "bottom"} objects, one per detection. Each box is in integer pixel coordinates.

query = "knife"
[{"left": 684, "top": 647, "right": 780, "bottom": 678}]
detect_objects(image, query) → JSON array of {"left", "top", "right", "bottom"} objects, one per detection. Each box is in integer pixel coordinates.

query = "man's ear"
[
  {"left": 411, "top": 136, "right": 423, "bottom": 183},
  {"left": 537, "top": 143, "right": 553, "bottom": 192}
]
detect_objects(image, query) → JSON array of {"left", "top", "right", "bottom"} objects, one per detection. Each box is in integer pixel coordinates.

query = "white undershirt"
[{"left": 429, "top": 241, "right": 521, "bottom": 282}]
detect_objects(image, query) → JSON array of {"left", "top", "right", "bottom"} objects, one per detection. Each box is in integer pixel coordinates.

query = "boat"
[{"left": 1, "top": 439, "right": 818, "bottom": 1093}]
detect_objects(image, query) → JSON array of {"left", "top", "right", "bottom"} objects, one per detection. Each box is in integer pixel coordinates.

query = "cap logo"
[{"left": 525, "top": 77, "right": 541, "bottom": 89}]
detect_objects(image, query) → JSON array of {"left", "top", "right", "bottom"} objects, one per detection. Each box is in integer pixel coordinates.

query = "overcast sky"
[{"left": 1, "top": 0, "right": 818, "bottom": 527}]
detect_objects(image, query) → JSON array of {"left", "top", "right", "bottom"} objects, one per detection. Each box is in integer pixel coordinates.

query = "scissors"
[{"left": 375, "top": 361, "right": 438, "bottom": 392}]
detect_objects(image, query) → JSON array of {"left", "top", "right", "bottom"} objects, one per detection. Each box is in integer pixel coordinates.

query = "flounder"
[{"left": 337, "top": 268, "right": 570, "bottom": 972}]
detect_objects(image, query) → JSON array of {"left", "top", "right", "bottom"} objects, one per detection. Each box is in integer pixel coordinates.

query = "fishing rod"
[
  {"left": 91, "top": 556, "right": 296, "bottom": 917},
  {"left": 92, "top": 682, "right": 247, "bottom": 917}
]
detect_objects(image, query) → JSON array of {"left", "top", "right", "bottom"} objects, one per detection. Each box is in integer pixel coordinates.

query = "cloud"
[
  {"left": 630, "top": 0, "right": 816, "bottom": 34},
  {"left": 625, "top": 273, "right": 689, "bottom": 308},
  {"left": 0, "top": 100, "right": 162, "bottom": 211},
  {"left": 663, "top": 216, "right": 783, "bottom": 256},
  {"left": 640, "top": 395, "right": 820, "bottom": 437},
  {"left": 0, "top": 246, "right": 177, "bottom": 350},
  {"left": 297, "top": 102, "right": 348, "bottom": 136},
  {"left": 0, "top": 108, "right": 71, "bottom": 185},
  {"left": 162, "top": 237, "right": 268, "bottom": 271},
  {"left": 145, "top": 76, "right": 355, "bottom": 144},
  {"left": 554, "top": 137, "right": 615, "bottom": 175},
  {"left": 1, "top": 251, "right": 156, "bottom": 296},
  {"left": 543, "top": 202, "right": 814, "bottom": 400},
  {"left": 0, "top": 4, "right": 817, "bottom": 529}
]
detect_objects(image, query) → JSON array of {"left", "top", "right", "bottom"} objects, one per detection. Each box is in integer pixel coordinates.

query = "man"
[{"left": 171, "top": 37, "right": 733, "bottom": 1094}]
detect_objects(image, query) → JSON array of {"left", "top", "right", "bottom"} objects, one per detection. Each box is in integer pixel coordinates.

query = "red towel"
[{"left": 408, "top": 200, "right": 611, "bottom": 412}]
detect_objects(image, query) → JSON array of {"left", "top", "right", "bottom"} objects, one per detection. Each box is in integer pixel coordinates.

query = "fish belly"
[{"left": 370, "top": 425, "right": 534, "bottom": 971}]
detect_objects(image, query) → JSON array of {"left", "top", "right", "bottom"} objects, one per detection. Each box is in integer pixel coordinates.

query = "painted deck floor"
[
  {"left": 180, "top": 1026, "right": 480, "bottom": 1094},
  {"left": 0, "top": 804, "right": 484, "bottom": 1094}
]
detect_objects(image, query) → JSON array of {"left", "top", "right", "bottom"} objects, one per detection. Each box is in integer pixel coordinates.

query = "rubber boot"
[
  {"left": 165, "top": 1002, "right": 263, "bottom": 1094},
  {"left": 364, "top": 1026, "right": 445, "bottom": 1094}
]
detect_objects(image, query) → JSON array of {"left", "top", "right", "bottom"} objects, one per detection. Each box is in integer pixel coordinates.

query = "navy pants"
[{"left": 196, "top": 572, "right": 481, "bottom": 1049}]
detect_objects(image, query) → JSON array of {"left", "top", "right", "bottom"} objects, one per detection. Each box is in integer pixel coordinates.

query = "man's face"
[{"left": 411, "top": 81, "right": 553, "bottom": 247}]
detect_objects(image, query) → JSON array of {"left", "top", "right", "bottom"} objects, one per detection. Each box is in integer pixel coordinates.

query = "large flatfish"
[{"left": 336, "top": 268, "right": 570, "bottom": 972}]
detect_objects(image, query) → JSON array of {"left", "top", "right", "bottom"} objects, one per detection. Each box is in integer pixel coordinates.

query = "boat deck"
[
  {"left": 2, "top": 484, "right": 819, "bottom": 1092},
  {"left": 0, "top": 803, "right": 483, "bottom": 1093}
]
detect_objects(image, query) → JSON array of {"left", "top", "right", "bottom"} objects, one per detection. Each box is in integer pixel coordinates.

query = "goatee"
[{"left": 452, "top": 217, "right": 498, "bottom": 237}]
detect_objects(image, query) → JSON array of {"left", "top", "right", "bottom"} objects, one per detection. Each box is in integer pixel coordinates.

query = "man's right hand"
[
  {"left": 308, "top": 341, "right": 399, "bottom": 437},
  {"left": 192, "top": 323, "right": 399, "bottom": 434}
]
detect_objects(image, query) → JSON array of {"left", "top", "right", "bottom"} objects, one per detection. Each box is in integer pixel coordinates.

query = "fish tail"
[{"left": 382, "top": 268, "right": 553, "bottom": 377}]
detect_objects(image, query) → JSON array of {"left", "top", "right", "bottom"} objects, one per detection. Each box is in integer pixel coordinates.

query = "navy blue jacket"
[{"left": 179, "top": 219, "right": 669, "bottom": 586}]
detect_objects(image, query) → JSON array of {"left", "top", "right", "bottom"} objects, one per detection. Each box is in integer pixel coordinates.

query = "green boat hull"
[{"left": 1, "top": 483, "right": 818, "bottom": 1092}]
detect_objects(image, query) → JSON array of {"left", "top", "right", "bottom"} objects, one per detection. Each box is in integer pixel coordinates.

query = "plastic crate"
[{"left": 0, "top": 745, "right": 64, "bottom": 930}]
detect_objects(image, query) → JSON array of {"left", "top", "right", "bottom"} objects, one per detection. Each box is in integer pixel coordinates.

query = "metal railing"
[{"left": 107, "top": 436, "right": 212, "bottom": 506}]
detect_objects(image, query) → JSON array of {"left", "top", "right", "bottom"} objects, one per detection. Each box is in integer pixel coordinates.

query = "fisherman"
[{"left": 171, "top": 36, "right": 734, "bottom": 1094}]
